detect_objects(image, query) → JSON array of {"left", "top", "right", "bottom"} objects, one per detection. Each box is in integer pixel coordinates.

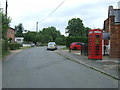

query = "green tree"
[
  {"left": 1, "top": 12, "right": 11, "bottom": 40},
  {"left": 24, "top": 26, "right": 65, "bottom": 45},
  {"left": 66, "top": 18, "right": 85, "bottom": 36},
  {"left": 1, "top": 12, "right": 11, "bottom": 55},
  {"left": 84, "top": 27, "right": 91, "bottom": 37},
  {"left": 24, "top": 31, "right": 35, "bottom": 42},
  {"left": 15, "top": 23, "right": 24, "bottom": 37},
  {"left": 41, "top": 34, "right": 52, "bottom": 44},
  {"left": 42, "top": 26, "right": 61, "bottom": 41}
]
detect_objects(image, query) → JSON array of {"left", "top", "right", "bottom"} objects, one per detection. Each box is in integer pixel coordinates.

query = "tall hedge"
[
  {"left": 55, "top": 37, "right": 66, "bottom": 45},
  {"left": 8, "top": 43, "right": 22, "bottom": 50},
  {"left": 2, "top": 40, "right": 9, "bottom": 53},
  {"left": 66, "top": 36, "right": 88, "bottom": 47}
]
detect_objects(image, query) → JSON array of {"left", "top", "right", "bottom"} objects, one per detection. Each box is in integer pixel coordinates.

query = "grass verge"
[
  {"left": 61, "top": 47, "right": 69, "bottom": 50},
  {"left": 1, "top": 46, "right": 31, "bottom": 60},
  {"left": 19, "top": 46, "right": 31, "bottom": 50},
  {"left": 2, "top": 51, "right": 10, "bottom": 59}
]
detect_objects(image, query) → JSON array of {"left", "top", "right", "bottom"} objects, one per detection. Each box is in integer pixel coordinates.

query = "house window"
[
  {"left": 17, "top": 39, "right": 21, "bottom": 41},
  {"left": 9, "top": 31, "right": 12, "bottom": 34}
]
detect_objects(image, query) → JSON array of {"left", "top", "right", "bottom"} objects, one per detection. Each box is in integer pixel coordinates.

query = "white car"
[{"left": 47, "top": 42, "right": 57, "bottom": 50}]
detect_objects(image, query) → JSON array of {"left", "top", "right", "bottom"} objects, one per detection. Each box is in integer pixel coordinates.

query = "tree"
[
  {"left": 15, "top": 23, "right": 24, "bottom": 37},
  {"left": 1, "top": 12, "right": 11, "bottom": 54},
  {"left": 84, "top": 27, "right": 91, "bottom": 37},
  {"left": 65, "top": 18, "right": 85, "bottom": 36},
  {"left": 1, "top": 12, "right": 11, "bottom": 40},
  {"left": 24, "top": 31, "right": 35, "bottom": 42},
  {"left": 42, "top": 26, "right": 61, "bottom": 41},
  {"left": 24, "top": 26, "right": 65, "bottom": 45},
  {"left": 41, "top": 34, "right": 53, "bottom": 44}
]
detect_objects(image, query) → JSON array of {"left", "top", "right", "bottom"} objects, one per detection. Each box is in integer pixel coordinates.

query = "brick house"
[
  {"left": 6, "top": 27, "right": 15, "bottom": 42},
  {"left": 103, "top": 6, "right": 120, "bottom": 58}
]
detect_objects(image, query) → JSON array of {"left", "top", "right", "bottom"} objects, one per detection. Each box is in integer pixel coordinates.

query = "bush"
[
  {"left": 55, "top": 38, "right": 66, "bottom": 45},
  {"left": 2, "top": 40, "right": 9, "bottom": 52},
  {"left": 9, "top": 43, "right": 22, "bottom": 50},
  {"left": 66, "top": 36, "right": 88, "bottom": 47},
  {"left": 1, "top": 40, "right": 9, "bottom": 58}
]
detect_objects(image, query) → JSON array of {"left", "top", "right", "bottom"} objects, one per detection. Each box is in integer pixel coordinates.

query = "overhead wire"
[{"left": 39, "top": 0, "right": 66, "bottom": 23}]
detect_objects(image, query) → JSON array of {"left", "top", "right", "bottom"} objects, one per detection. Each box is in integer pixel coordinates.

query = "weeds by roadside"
[
  {"left": 1, "top": 46, "right": 31, "bottom": 60},
  {"left": 61, "top": 47, "right": 69, "bottom": 50},
  {"left": 19, "top": 46, "right": 31, "bottom": 50},
  {"left": 2, "top": 51, "right": 10, "bottom": 59}
]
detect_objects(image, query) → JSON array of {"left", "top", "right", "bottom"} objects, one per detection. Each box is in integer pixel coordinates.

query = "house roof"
[
  {"left": 109, "top": 6, "right": 120, "bottom": 23},
  {"left": 9, "top": 27, "right": 15, "bottom": 31}
]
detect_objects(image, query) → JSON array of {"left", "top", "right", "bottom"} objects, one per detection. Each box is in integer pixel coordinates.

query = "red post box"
[{"left": 88, "top": 29, "right": 103, "bottom": 60}]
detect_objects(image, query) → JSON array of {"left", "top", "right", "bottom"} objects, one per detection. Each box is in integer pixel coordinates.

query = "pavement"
[{"left": 56, "top": 49, "right": 120, "bottom": 80}]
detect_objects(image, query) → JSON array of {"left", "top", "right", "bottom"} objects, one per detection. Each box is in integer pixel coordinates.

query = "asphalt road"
[{"left": 2, "top": 47, "right": 118, "bottom": 88}]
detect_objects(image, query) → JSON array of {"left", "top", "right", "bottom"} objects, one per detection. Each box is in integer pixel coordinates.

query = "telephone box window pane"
[
  {"left": 94, "top": 31, "right": 101, "bottom": 33},
  {"left": 95, "top": 35, "right": 100, "bottom": 45}
]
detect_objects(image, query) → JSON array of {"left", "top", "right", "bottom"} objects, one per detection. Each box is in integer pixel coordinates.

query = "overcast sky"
[{"left": 0, "top": 0, "right": 119, "bottom": 35}]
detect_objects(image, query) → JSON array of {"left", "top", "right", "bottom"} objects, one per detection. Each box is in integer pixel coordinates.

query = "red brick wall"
[
  {"left": 110, "top": 24, "right": 120, "bottom": 58},
  {"left": 104, "top": 6, "right": 120, "bottom": 58},
  {"left": 6, "top": 28, "right": 15, "bottom": 42},
  {"left": 104, "top": 19, "right": 109, "bottom": 32}
]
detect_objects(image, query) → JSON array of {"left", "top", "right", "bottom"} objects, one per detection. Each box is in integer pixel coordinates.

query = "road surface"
[{"left": 2, "top": 47, "right": 118, "bottom": 88}]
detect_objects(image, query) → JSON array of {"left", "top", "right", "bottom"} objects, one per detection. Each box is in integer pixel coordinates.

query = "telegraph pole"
[{"left": 5, "top": 0, "right": 8, "bottom": 17}]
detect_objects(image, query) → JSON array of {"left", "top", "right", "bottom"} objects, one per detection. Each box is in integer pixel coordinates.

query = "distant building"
[
  {"left": 103, "top": 6, "right": 120, "bottom": 58},
  {"left": 6, "top": 27, "right": 15, "bottom": 42},
  {"left": 15, "top": 37, "right": 24, "bottom": 44}
]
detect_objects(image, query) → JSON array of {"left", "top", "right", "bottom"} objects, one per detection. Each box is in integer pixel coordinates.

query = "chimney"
[
  {"left": 108, "top": 6, "right": 114, "bottom": 17},
  {"left": 36, "top": 22, "right": 38, "bottom": 32}
]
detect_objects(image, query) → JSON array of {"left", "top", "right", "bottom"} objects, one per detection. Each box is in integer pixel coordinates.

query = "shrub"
[
  {"left": 2, "top": 40, "right": 9, "bottom": 52},
  {"left": 66, "top": 36, "right": 88, "bottom": 47},
  {"left": 55, "top": 38, "right": 65, "bottom": 45},
  {"left": 9, "top": 43, "right": 22, "bottom": 50}
]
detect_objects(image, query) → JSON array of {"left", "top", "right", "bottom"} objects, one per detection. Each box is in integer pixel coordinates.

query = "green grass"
[
  {"left": 19, "top": 46, "right": 31, "bottom": 50},
  {"left": 2, "top": 51, "right": 10, "bottom": 59},
  {"left": 61, "top": 47, "right": 69, "bottom": 50},
  {"left": 0, "top": 46, "right": 31, "bottom": 59}
]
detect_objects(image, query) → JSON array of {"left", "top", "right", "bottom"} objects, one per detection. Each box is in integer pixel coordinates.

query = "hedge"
[
  {"left": 66, "top": 36, "right": 88, "bottom": 47},
  {"left": 9, "top": 43, "right": 22, "bottom": 50},
  {"left": 55, "top": 38, "right": 66, "bottom": 45},
  {"left": 2, "top": 40, "right": 9, "bottom": 52}
]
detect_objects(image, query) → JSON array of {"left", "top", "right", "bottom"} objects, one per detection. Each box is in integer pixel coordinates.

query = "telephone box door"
[{"left": 88, "top": 29, "right": 102, "bottom": 60}]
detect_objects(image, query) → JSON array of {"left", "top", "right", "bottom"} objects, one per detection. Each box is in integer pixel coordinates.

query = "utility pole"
[
  {"left": 36, "top": 22, "right": 38, "bottom": 32},
  {"left": 5, "top": 0, "right": 8, "bottom": 17}
]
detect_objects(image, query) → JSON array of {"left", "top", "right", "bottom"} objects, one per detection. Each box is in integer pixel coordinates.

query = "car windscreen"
[
  {"left": 48, "top": 43, "right": 55, "bottom": 45},
  {"left": 75, "top": 43, "right": 82, "bottom": 45}
]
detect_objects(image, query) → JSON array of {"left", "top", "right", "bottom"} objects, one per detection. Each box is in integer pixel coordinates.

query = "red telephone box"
[{"left": 88, "top": 29, "right": 102, "bottom": 60}]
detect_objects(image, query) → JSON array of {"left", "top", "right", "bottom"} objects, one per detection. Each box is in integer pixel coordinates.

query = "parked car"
[
  {"left": 70, "top": 42, "right": 83, "bottom": 50},
  {"left": 47, "top": 42, "right": 57, "bottom": 50},
  {"left": 30, "top": 43, "right": 35, "bottom": 47}
]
